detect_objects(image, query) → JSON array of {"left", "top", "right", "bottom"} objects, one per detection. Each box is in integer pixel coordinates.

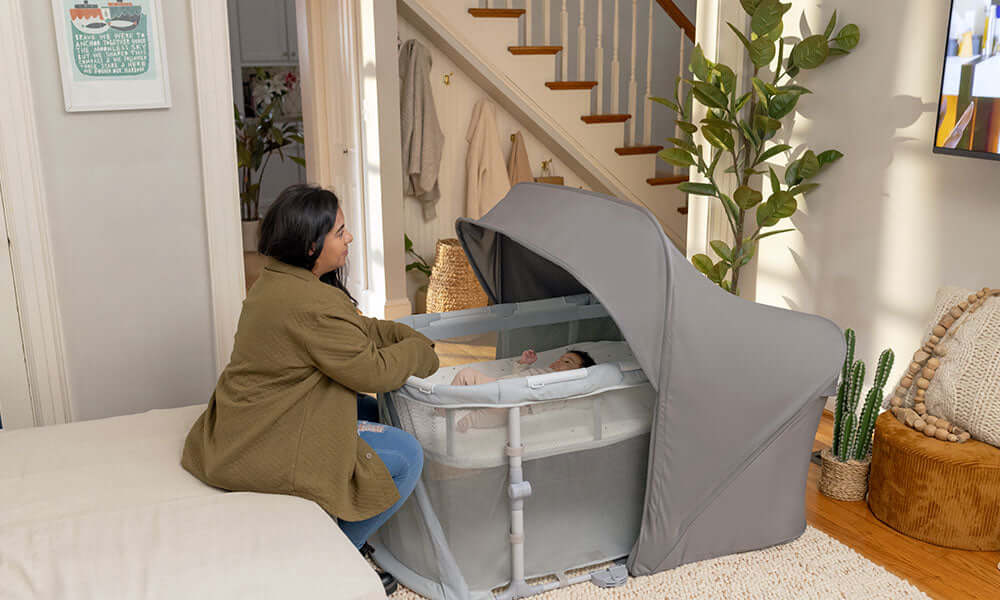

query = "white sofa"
[{"left": 0, "top": 405, "right": 385, "bottom": 600}]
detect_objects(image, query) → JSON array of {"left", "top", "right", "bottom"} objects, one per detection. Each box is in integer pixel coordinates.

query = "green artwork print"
[{"left": 64, "top": 1, "right": 157, "bottom": 81}]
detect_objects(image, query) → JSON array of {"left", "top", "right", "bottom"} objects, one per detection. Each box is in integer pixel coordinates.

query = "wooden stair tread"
[
  {"left": 546, "top": 81, "right": 598, "bottom": 90},
  {"left": 509, "top": 46, "right": 562, "bottom": 55},
  {"left": 469, "top": 8, "right": 526, "bottom": 18},
  {"left": 647, "top": 175, "right": 690, "bottom": 186},
  {"left": 615, "top": 145, "right": 663, "bottom": 155},
  {"left": 581, "top": 114, "right": 630, "bottom": 124},
  {"left": 677, "top": 205, "right": 689, "bottom": 215}
]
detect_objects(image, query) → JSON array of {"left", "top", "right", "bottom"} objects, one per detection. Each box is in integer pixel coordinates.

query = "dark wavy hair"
[{"left": 258, "top": 184, "right": 356, "bottom": 305}]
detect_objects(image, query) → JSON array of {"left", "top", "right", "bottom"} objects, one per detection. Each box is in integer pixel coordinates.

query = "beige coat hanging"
[{"left": 465, "top": 99, "right": 510, "bottom": 218}]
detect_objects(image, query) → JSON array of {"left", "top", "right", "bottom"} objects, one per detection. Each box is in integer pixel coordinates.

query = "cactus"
[
  {"left": 852, "top": 349, "right": 894, "bottom": 459},
  {"left": 831, "top": 328, "right": 895, "bottom": 462},
  {"left": 838, "top": 360, "right": 865, "bottom": 461},
  {"left": 832, "top": 329, "right": 856, "bottom": 456}
]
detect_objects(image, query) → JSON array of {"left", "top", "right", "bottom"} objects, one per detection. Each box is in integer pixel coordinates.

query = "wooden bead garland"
[{"left": 889, "top": 287, "right": 1000, "bottom": 443}]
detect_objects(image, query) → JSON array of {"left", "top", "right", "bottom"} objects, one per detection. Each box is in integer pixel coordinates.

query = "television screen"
[{"left": 934, "top": 0, "right": 1000, "bottom": 161}]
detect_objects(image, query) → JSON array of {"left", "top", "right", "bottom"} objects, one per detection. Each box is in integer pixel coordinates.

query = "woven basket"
[
  {"left": 819, "top": 447, "right": 871, "bottom": 502},
  {"left": 425, "top": 239, "right": 488, "bottom": 313}
]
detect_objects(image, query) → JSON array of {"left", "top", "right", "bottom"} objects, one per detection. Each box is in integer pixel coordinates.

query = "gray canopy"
[{"left": 456, "top": 183, "right": 844, "bottom": 575}]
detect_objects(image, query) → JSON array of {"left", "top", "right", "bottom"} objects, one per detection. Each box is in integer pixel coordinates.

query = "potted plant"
[
  {"left": 653, "top": 1, "right": 860, "bottom": 295},
  {"left": 235, "top": 68, "right": 304, "bottom": 251},
  {"left": 405, "top": 234, "right": 432, "bottom": 313},
  {"left": 820, "top": 328, "right": 894, "bottom": 501}
]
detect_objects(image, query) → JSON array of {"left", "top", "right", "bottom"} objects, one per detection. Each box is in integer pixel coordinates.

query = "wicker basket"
[
  {"left": 425, "top": 239, "right": 488, "bottom": 313},
  {"left": 819, "top": 447, "right": 871, "bottom": 502}
]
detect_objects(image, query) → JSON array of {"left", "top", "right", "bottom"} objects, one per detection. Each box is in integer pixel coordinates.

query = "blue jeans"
[{"left": 338, "top": 421, "right": 424, "bottom": 548}]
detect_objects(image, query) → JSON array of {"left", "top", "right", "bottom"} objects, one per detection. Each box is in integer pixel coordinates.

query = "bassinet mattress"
[
  {"left": 395, "top": 341, "right": 655, "bottom": 469},
  {"left": 0, "top": 405, "right": 384, "bottom": 600}
]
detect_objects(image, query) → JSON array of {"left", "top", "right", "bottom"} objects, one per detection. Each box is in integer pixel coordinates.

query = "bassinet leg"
[{"left": 494, "top": 406, "right": 543, "bottom": 600}]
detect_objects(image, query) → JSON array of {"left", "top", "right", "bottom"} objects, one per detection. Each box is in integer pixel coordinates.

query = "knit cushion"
[
  {"left": 868, "top": 412, "right": 1000, "bottom": 550},
  {"left": 910, "top": 286, "right": 1000, "bottom": 447}
]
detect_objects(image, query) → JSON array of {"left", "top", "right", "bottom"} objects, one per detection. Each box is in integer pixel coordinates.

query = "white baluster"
[
  {"left": 596, "top": 0, "right": 604, "bottom": 114},
  {"left": 525, "top": 0, "right": 533, "bottom": 46},
  {"left": 611, "top": 0, "right": 620, "bottom": 113},
  {"left": 578, "top": 1, "right": 586, "bottom": 81},
  {"left": 561, "top": 1, "right": 569, "bottom": 80},
  {"left": 627, "top": 0, "right": 638, "bottom": 143},
  {"left": 643, "top": 0, "right": 654, "bottom": 146},
  {"left": 507, "top": 0, "right": 512, "bottom": 8},
  {"left": 675, "top": 36, "right": 686, "bottom": 174},
  {"left": 544, "top": 0, "right": 550, "bottom": 45}
]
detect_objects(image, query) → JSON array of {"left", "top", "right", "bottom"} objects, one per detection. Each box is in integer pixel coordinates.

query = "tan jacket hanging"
[
  {"left": 465, "top": 99, "right": 510, "bottom": 218},
  {"left": 507, "top": 131, "right": 533, "bottom": 186}
]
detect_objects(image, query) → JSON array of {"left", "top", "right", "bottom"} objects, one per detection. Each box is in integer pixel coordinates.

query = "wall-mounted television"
[{"left": 934, "top": 0, "right": 1000, "bottom": 161}]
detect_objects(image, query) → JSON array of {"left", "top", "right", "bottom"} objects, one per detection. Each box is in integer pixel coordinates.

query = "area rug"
[{"left": 390, "top": 526, "right": 929, "bottom": 599}]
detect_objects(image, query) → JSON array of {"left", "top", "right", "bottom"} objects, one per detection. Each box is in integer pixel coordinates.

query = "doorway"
[
  {"left": 0, "top": 189, "right": 33, "bottom": 430},
  {"left": 226, "top": 0, "right": 308, "bottom": 290}
]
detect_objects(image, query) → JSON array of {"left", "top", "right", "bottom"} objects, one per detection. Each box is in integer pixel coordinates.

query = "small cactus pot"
[{"left": 819, "top": 448, "right": 871, "bottom": 502}]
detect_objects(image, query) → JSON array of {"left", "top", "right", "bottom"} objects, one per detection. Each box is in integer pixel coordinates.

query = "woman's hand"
[{"left": 518, "top": 349, "right": 537, "bottom": 365}]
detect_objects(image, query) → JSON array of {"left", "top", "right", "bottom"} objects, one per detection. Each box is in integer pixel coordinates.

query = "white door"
[{"left": 0, "top": 190, "right": 32, "bottom": 429}]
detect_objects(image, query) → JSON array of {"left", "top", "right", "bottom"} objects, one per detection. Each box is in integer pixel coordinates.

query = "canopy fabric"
[{"left": 456, "top": 183, "right": 844, "bottom": 575}]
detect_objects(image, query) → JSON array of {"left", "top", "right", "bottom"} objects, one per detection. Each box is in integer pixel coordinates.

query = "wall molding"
[
  {"left": 0, "top": 0, "right": 72, "bottom": 427},
  {"left": 190, "top": 0, "right": 246, "bottom": 373}
]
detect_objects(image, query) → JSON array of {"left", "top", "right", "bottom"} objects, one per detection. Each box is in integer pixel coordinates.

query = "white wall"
[
  {"left": 398, "top": 16, "right": 591, "bottom": 303},
  {"left": 755, "top": 1, "right": 1000, "bottom": 392},
  {"left": 21, "top": 2, "right": 217, "bottom": 421}
]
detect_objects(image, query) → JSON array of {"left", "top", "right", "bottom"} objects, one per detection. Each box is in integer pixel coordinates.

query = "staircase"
[{"left": 400, "top": 0, "right": 695, "bottom": 247}]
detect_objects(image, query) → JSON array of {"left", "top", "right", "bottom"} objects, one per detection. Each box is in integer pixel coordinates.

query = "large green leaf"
[
  {"left": 751, "top": 77, "right": 771, "bottom": 106},
  {"left": 790, "top": 35, "right": 829, "bottom": 69},
  {"left": 818, "top": 149, "right": 845, "bottom": 167},
  {"left": 677, "top": 182, "right": 718, "bottom": 197},
  {"left": 767, "top": 190, "right": 798, "bottom": 218},
  {"left": 702, "top": 125, "right": 735, "bottom": 150},
  {"left": 798, "top": 150, "right": 821, "bottom": 179},
  {"left": 788, "top": 182, "right": 820, "bottom": 196},
  {"left": 751, "top": 0, "right": 790, "bottom": 37},
  {"left": 836, "top": 24, "right": 861, "bottom": 50},
  {"left": 774, "top": 84, "right": 812, "bottom": 96},
  {"left": 734, "top": 185, "right": 764, "bottom": 210},
  {"left": 754, "top": 114, "right": 782, "bottom": 138},
  {"left": 675, "top": 120, "right": 698, "bottom": 135},
  {"left": 289, "top": 156, "right": 306, "bottom": 167},
  {"left": 768, "top": 166, "right": 782, "bottom": 192},
  {"left": 701, "top": 117, "right": 736, "bottom": 130},
  {"left": 658, "top": 148, "right": 696, "bottom": 167},
  {"left": 750, "top": 37, "right": 777, "bottom": 68},
  {"left": 692, "top": 254, "right": 716, "bottom": 278},
  {"left": 740, "top": 0, "right": 762, "bottom": 16},
  {"left": 651, "top": 96, "right": 681, "bottom": 113},
  {"left": 784, "top": 159, "right": 802, "bottom": 186},
  {"left": 756, "top": 227, "right": 796, "bottom": 241},
  {"left": 757, "top": 143, "right": 792, "bottom": 164},
  {"left": 668, "top": 137, "right": 698, "bottom": 153},
  {"left": 756, "top": 201, "right": 779, "bottom": 227},
  {"left": 768, "top": 94, "right": 799, "bottom": 119},
  {"left": 691, "top": 81, "right": 729, "bottom": 110},
  {"left": 824, "top": 10, "right": 838, "bottom": 39},
  {"left": 710, "top": 240, "right": 733, "bottom": 263},
  {"left": 690, "top": 45, "right": 711, "bottom": 81},
  {"left": 735, "top": 91, "right": 752, "bottom": 112},
  {"left": 714, "top": 64, "right": 737, "bottom": 94}
]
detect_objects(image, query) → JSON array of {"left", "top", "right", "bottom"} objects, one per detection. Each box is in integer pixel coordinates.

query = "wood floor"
[{"left": 808, "top": 411, "right": 1000, "bottom": 600}]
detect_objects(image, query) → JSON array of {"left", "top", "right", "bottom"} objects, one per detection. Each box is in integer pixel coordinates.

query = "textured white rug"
[{"left": 391, "top": 526, "right": 929, "bottom": 599}]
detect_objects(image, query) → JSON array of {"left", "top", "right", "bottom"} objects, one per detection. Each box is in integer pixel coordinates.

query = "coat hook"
[
  {"left": 510, "top": 133, "right": 516, "bottom": 143},
  {"left": 442, "top": 72, "right": 453, "bottom": 85}
]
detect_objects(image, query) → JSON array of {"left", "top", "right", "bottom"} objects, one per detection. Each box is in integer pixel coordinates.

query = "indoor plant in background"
[
  {"left": 820, "top": 328, "right": 895, "bottom": 502},
  {"left": 654, "top": 0, "right": 860, "bottom": 295},
  {"left": 235, "top": 68, "right": 304, "bottom": 251},
  {"left": 405, "top": 234, "right": 433, "bottom": 314}
]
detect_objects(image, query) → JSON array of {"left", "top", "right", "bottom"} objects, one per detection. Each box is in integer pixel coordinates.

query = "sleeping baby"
[{"left": 449, "top": 349, "right": 596, "bottom": 432}]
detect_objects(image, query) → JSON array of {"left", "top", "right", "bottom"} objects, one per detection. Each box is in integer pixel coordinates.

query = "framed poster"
[{"left": 50, "top": 0, "right": 171, "bottom": 112}]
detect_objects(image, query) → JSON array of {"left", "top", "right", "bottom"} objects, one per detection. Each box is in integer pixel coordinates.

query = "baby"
[{"left": 449, "top": 349, "right": 596, "bottom": 432}]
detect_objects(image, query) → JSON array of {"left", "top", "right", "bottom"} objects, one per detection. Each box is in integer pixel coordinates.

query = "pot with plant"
[
  {"left": 235, "top": 68, "right": 304, "bottom": 251},
  {"left": 405, "top": 234, "right": 432, "bottom": 314},
  {"left": 820, "top": 328, "right": 895, "bottom": 502},
  {"left": 653, "top": 0, "right": 860, "bottom": 295}
]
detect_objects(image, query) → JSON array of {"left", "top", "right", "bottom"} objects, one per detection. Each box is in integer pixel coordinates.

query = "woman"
[{"left": 182, "top": 184, "right": 438, "bottom": 594}]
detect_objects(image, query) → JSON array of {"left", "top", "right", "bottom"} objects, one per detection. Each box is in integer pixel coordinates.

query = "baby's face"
[{"left": 549, "top": 353, "right": 584, "bottom": 371}]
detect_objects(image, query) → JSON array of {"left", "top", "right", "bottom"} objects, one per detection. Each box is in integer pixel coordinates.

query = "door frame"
[{"left": 0, "top": 0, "right": 72, "bottom": 428}]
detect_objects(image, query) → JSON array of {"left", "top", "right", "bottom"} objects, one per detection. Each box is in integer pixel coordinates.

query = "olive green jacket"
[{"left": 182, "top": 259, "right": 438, "bottom": 521}]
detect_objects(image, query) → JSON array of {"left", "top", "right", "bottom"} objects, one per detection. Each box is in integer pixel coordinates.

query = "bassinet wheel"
[{"left": 867, "top": 412, "right": 1000, "bottom": 550}]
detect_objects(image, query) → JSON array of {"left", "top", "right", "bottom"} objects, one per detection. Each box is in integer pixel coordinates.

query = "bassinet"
[{"left": 372, "top": 184, "right": 845, "bottom": 600}]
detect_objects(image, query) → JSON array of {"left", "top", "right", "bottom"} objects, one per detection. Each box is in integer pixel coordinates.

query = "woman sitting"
[{"left": 181, "top": 185, "right": 438, "bottom": 594}]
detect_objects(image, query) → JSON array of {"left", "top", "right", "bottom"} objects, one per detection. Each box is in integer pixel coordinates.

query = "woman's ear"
[{"left": 308, "top": 243, "right": 316, "bottom": 256}]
